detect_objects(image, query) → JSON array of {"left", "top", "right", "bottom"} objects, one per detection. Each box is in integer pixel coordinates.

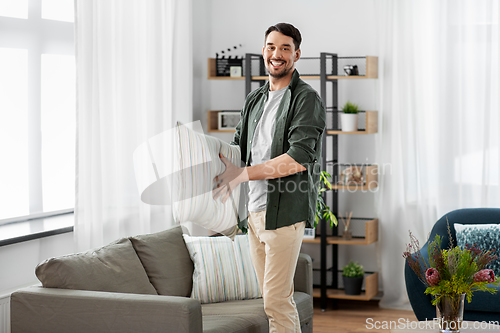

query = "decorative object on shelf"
[
  {"left": 303, "top": 227, "right": 315, "bottom": 240},
  {"left": 340, "top": 212, "right": 353, "bottom": 240},
  {"left": 218, "top": 111, "right": 241, "bottom": 130},
  {"left": 343, "top": 64, "right": 359, "bottom": 76},
  {"left": 315, "top": 171, "right": 338, "bottom": 228},
  {"left": 230, "top": 66, "right": 242, "bottom": 77},
  {"left": 338, "top": 165, "right": 364, "bottom": 186},
  {"left": 216, "top": 44, "right": 243, "bottom": 77},
  {"left": 340, "top": 101, "right": 359, "bottom": 132},
  {"left": 342, "top": 261, "right": 364, "bottom": 295},
  {"left": 403, "top": 221, "right": 499, "bottom": 333}
]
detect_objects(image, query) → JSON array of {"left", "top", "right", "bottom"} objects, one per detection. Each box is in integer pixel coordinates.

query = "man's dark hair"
[{"left": 265, "top": 23, "right": 302, "bottom": 51}]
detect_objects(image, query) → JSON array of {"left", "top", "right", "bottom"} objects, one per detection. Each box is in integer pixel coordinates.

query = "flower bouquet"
[{"left": 403, "top": 224, "right": 499, "bottom": 332}]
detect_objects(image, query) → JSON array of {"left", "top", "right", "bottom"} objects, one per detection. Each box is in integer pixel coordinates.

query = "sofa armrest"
[
  {"left": 11, "top": 286, "right": 202, "bottom": 333},
  {"left": 294, "top": 253, "right": 313, "bottom": 296}
]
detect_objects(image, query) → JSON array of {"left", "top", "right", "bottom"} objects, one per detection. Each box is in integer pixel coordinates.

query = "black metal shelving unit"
[
  {"left": 319, "top": 52, "right": 339, "bottom": 310},
  {"left": 243, "top": 52, "right": 379, "bottom": 311}
]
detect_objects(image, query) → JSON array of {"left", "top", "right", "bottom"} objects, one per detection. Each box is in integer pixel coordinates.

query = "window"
[{"left": 0, "top": 0, "right": 75, "bottom": 224}]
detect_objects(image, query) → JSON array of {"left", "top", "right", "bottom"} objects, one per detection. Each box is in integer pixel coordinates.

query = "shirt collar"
[{"left": 259, "top": 69, "right": 301, "bottom": 97}]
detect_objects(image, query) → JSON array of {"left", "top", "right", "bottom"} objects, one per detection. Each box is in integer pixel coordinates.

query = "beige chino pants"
[{"left": 248, "top": 211, "right": 305, "bottom": 333}]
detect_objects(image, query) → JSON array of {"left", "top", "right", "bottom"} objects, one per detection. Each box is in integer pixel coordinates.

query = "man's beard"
[{"left": 267, "top": 61, "right": 293, "bottom": 79}]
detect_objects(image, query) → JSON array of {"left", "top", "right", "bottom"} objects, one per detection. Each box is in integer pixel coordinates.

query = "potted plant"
[
  {"left": 305, "top": 171, "right": 338, "bottom": 239},
  {"left": 340, "top": 101, "right": 359, "bottom": 132},
  {"left": 315, "top": 171, "right": 338, "bottom": 228},
  {"left": 342, "top": 260, "right": 364, "bottom": 295}
]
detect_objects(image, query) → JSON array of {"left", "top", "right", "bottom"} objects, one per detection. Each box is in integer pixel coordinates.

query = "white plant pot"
[{"left": 340, "top": 113, "right": 358, "bottom": 132}]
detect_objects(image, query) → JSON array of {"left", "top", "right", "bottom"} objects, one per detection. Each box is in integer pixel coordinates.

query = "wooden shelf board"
[
  {"left": 208, "top": 76, "right": 245, "bottom": 80},
  {"left": 312, "top": 289, "right": 373, "bottom": 301},
  {"left": 327, "top": 130, "right": 376, "bottom": 135},
  {"left": 208, "top": 75, "right": 376, "bottom": 81},
  {"left": 208, "top": 129, "right": 236, "bottom": 133},
  {"left": 327, "top": 236, "right": 375, "bottom": 245},
  {"left": 303, "top": 236, "right": 371, "bottom": 245},
  {"left": 250, "top": 75, "right": 376, "bottom": 81},
  {"left": 326, "top": 75, "right": 376, "bottom": 80},
  {"left": 330, "top": 183, "right": 378, "bottom": 190},
  {"left": 302, "top": 218, "right": 378, "bottom": 245},
  {"left": 302, "top": 238, "right": 321, "bottom": 244}
]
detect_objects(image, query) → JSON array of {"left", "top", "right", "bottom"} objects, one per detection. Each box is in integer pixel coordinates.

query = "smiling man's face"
[{"left": 263, "top": 31, "right": 301, "bottom": 81}]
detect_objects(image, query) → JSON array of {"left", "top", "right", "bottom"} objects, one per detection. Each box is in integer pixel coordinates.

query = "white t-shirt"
[{"left": 248, "top": 87, "right": 287, "bottom": 212}]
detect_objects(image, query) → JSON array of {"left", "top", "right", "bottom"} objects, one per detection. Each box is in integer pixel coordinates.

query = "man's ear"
[{"left": 295, "top": 48, "right": 301, "bottom": 62}]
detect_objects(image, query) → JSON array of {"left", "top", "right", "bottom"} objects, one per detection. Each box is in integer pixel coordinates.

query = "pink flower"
[
  {"left": 426, "top": 268, "right": 440, "bottom": 286},
  {"left": 473, "top": 269, "right": 495, "bottom": 283}
]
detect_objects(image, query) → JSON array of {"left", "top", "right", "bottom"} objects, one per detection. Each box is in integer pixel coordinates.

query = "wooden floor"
[{"left": 312, "top": 299, "right": 417, "bottom": 333}]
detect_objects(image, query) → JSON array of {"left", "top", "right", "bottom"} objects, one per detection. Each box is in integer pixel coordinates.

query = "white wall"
[
  {"left": 0, "top": 232, "right": 74, "bottom": 332},
  {"left": 0, "top": 233, "right": 75, "bottom": 296},
  {"left": 193, "top": 0, "right": 381, "bottom": 286}
]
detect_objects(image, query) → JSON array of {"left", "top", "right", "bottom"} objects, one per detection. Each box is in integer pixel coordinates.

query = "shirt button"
[
  {"left": 249, "top": 140, "right": 252, "bottom": 143},
  {"left": 254, "top": 119, "right": 257, "bottom": 122}
]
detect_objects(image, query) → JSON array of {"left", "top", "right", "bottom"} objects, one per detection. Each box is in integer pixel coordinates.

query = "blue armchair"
[{"left": 404, "top": 208, "right": 500, "bottom": 321}]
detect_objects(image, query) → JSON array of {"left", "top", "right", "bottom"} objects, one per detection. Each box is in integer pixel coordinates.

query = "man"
[{"left": 213, "top": 23, "right": 325, "bottom": 333}]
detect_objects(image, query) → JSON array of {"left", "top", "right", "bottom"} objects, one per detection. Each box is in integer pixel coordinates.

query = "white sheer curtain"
[
  {"left": 376, "top": 0, "right": 499, "bottom": 309},
  {"left": 74, "top": 0, "right": 192, "bottom": 251}
]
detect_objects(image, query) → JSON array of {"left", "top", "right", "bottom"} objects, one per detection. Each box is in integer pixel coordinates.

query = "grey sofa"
[{"left": 10, "top": 225, "right": 313, "bottom": 333}]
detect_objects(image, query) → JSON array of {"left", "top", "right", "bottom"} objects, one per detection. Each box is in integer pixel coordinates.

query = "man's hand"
[{"left": 213, "top": 154, "right": 249, "bottom": 203}]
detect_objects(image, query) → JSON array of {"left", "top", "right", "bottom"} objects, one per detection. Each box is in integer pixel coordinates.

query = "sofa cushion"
[
  {"left": 201, "top": 292, "right": 312, "bottom": 333},
  {"left": 454, "top": 223, "right": 500, "bottom": 275},
  {"left": 130, "top": 225, "right": 193, "bottom": 297},
  {"left": 35, "top": 238, "right": 157, "bottom": 295},
  {"left": 183, "top": 234, "right": 261, "bottom": 304},
  {"left": 173, "top": 122, "right": 241, "bottom": 236}
]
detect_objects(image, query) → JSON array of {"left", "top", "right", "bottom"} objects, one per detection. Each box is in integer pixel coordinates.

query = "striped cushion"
[
  {"left": 173, "top": 122, "right": 241, "bottom": 235},
  {"left": 183, "top": 234, "right": 261, "bottom": 304}
]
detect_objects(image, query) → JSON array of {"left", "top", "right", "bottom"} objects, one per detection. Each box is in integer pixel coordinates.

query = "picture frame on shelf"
[
  {"left": 218, "top": 111, "right": 241, "bottom": 130},
  {"left": 230, "top": 66, "right": 242, "bottom": 77}
]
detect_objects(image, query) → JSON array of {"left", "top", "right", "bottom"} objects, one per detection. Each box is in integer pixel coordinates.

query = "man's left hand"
[{"left": 213, "top": 154, "right": 248, "bottom": 203}]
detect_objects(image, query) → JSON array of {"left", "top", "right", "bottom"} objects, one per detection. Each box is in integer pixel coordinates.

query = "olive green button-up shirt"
[{"left": 232, "top": 70, "right": 326, "bottom": 231}]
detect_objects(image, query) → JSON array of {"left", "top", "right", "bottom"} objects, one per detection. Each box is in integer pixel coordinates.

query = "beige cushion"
[
  {"left": 183, "top": 234, "right": 261, "bottom": 304},
  {"left": 35, "top": 238, "right": 157, "bottom": 295},
  {"left": 130, "top": 225, "right": 194, "bottom": 297}
]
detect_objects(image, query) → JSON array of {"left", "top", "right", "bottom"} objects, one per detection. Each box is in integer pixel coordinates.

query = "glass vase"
[{"left": 435, "top": 293, "right": 466, "bottom": 333}]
